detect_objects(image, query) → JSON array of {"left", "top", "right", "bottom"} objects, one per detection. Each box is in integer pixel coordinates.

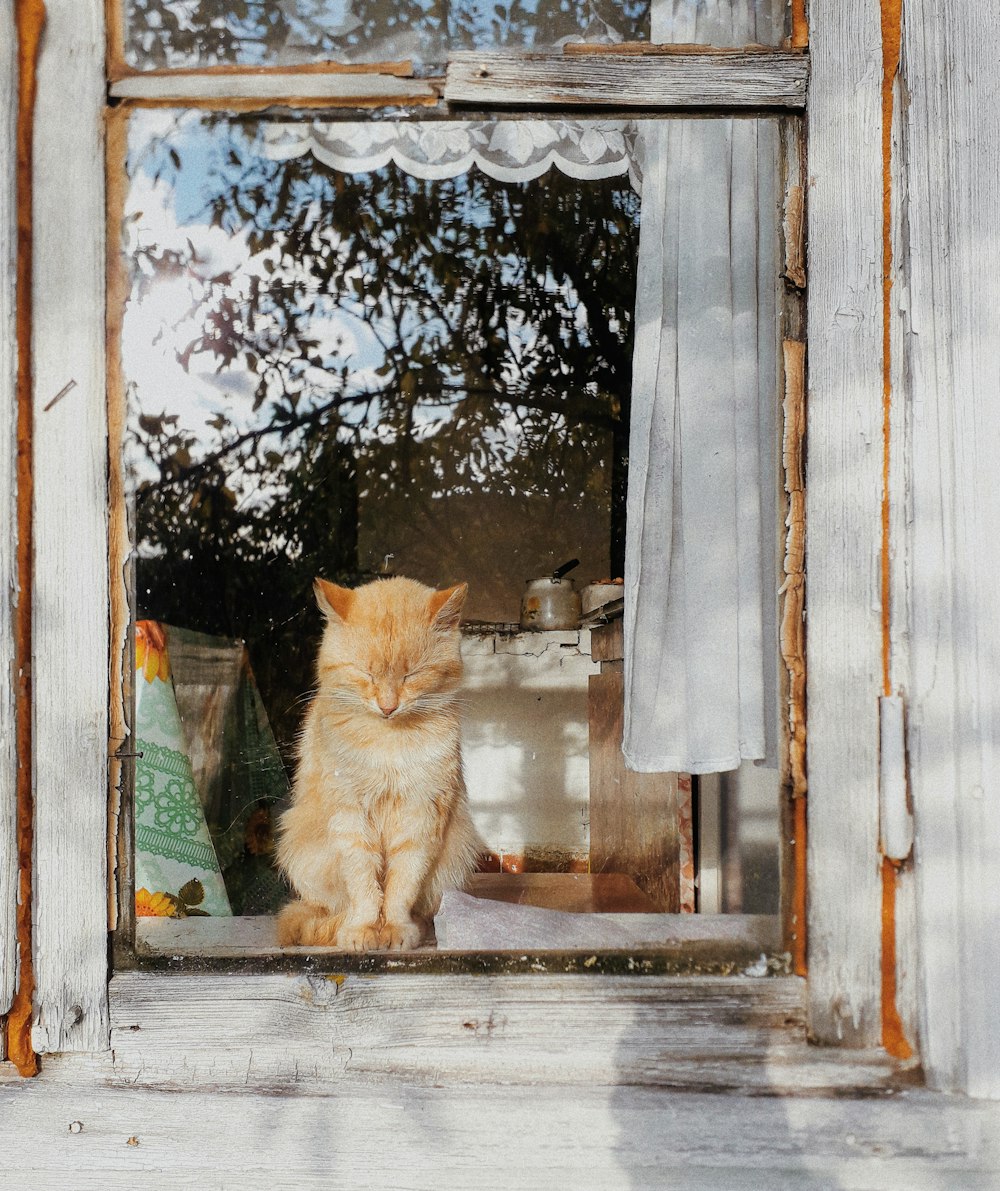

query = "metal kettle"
[{"left": 519, "top": 559, "right": 582, "bottom": 631}]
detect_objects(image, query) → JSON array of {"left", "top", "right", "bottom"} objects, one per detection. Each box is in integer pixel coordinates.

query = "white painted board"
[
  {"left": 903, "top": 0, "right": 1000, "bottom": 1099},
  {"left": 805, "top": 0, "right": 884, "bottom": 1046},
  {"left": 30, "top": 0, "right": 110, "bottom": 1053},
  {"left": 1, "top": 1063, "right": 997, "bottom": 1190}
]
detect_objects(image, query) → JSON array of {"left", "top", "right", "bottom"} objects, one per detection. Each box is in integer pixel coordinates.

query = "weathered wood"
[
  {"left": 902, "top": 0, "right": 1000, "bottom": 1099},
  {"left": 805, "top": 0, "right": 884, "bottom": 1046},
  {"left": 562, "top": 42, "right": 788, "bottom": 57},
  {"left": 109, "top": 58, "right": 418, "bottom": 81},
  {"left": 30, "top": 0, "right": 110, "bottom": 1054},
  {"left": 103, "top": 970, "right": 917, "bottom": 1096},
  {"left": 885, "top": 56, "right": 919, "bottom": 1059},
  {"left": 0, "top": 0, "right": 17, "bottom": 1020},
  {"left": 589, "top": 665, "right": 680, "bottom": 911},
  {"left": 105, "top": 106, "right": 132, "bottom": 938},
  {"left": 445, "top": 50, "right": 808, "bottom": 109},
  {"left": 109, "top": 71, "right": 437, "bottom": 103},
  {"left": 590, "top": 619, "right": 623, "bottom": 663},
  {"left": 2, "top": 1058, "right": 998, "bottom": 1189}
]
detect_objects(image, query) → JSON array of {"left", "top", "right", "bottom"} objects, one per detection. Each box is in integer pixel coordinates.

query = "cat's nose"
[{"left": 377, "top": 694, "right": 399, "bottom": 717}]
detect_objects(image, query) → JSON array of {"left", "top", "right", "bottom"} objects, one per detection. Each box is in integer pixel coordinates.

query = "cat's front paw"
[
  {"left": 337, "top": 922, "right": 381, "bottom": 952},
  {"left": 379, "top": 919, "right": 424, "bottom": 951}
]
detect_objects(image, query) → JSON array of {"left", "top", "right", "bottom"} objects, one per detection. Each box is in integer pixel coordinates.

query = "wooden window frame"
[{"left": 2, "top": 0, "right": 923, "bottom": 1089}]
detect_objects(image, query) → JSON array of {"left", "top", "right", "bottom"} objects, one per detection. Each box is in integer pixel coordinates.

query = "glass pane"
[
  {"left": 120, "top": 109, "right": 788, "bottom": 943},
  {"left": 120, "top": 0, "right": 652, "bottom": 71},
  {"left": 122, "top": 110, "right": 641, "bottom": 921}
]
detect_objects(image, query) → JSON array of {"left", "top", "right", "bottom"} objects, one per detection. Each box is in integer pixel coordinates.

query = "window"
[
  {"left": 30, "top": 0, "right": 936, "bottom": 1075},
  {"left": 105, "top": 0, "right": 807, "bottom": 968}
]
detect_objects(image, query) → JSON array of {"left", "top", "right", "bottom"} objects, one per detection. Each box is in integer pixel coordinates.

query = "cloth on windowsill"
[
  {"left": 435, "top": 889, "right": 715, "bottom": 950},
  {"left": 134, "top": 621, "right": 232, "bottom": 918}
]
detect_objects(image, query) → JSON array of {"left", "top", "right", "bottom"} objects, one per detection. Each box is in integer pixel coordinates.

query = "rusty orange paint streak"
[
  {"left": 881, "top": 858, "right": 913, "bottom": 1059},
  {"left": 105, "top": 106, "right": 131, "bottom": 933},
  {"left": 6, "top": 0, "right": 46, "bottom": 1080},
  {"left": 115, "top": 94, "right": 439, "bottom": 114},
  {"left": 880, "top": 0, "right": 901, "bottom": 699},
  {"left": 878, "top": 0, "right": 910, "bottom": 1063},
  {"left": 790, "top": 0, "right": 809, "bottom": 49},
  {"left": 779, "top": 339, "right": 807, "bottom": 972},
  {"left": 110, "top": 60, "right": 419, "bottom": 81},
  {"left": 104, "top": 0, "right": 125, "bottom": 78}
]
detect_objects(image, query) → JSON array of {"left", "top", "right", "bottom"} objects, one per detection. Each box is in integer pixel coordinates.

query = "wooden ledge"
[
  {"left": 106, "top": 969, "right": 919, "bottom": 1097},
  {"left": 445, "top": 50, "right": 808, "bottom": 109}
]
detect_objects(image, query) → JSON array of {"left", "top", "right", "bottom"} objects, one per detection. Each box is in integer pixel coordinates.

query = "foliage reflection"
[{"left": 124, "top": 112, "right": 640, "bottom": 755}]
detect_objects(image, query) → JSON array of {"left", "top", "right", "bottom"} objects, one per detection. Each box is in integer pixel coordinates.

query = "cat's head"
[{"left": 311, "top": 576, "right": 467, "bottom": 721}]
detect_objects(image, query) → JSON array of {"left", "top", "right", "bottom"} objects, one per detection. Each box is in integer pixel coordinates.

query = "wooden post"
[
  {"left": 30, "top": 0, "right": 110, "bottom": 1054},
  {"left": 805, "top": 0, "right": 885, "bottom": 1046}
]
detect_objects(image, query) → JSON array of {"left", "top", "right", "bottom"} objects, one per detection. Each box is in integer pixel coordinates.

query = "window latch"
[{"left": 879, "top": 694, "right": 913, "bottom": 862}]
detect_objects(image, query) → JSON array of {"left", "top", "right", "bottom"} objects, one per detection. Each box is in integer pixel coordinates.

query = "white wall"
[{"left": 461, "top": 630, "right": 598, "bottom": 859}]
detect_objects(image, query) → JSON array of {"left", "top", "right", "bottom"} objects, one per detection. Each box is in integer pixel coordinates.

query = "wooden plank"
[
  {"left": 109, "top": 59, "right": 419, "bottom": 81},
  {"left": 902, "top": 0, "right": 1000, "bottom": 1098},
  {"left": 590, "top": 619, "right": 623, "bottom": 663},
  {"left": 589, "top": 665, "right": 680, "bottom": 911},
  {"left": 30, "top": 0, "right": 109, "bottom": 1054},
  {"left": 445, "top": 51, "right": 808, "bottom": 109},
  {"left": 804, "top": 0, "right": 884, "bottom": 1046},
  {"left": 2, "top": 1062, "right": 998, "bottom": 1189},
  {"left": 104, "top": 970, "right": 917, "bottom": 1096},
  {"left": 109, "top": 72, "right": 437, "bottom": 103},
  {"left": 562, "top": 42, "right": 793, "bottom": 57},
  {"left": 0, "top": 0, "right": 17, "bottom": 1019},
  {"left": 105, "top": 106, "right": 132, "bottom": 939}
]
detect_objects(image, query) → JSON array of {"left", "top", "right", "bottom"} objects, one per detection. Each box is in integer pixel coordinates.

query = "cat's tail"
[{"left": 276, "top": 899, "right": 345, "bottom": 947}]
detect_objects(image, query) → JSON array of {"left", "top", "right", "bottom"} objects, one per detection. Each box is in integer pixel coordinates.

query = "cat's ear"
[
  {"left": 428, "top": 582, "right": 467, "bottom": 630},
  {"left": 314, "top": 578, "right": 354, "bottom": 623}
]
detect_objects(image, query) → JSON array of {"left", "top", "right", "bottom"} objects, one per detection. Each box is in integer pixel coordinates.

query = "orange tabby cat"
[{"left": 276, "top": 576, "right": 481, "bottom": 950}]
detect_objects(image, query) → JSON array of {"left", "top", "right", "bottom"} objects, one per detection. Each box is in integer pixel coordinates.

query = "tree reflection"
[
  {"left": 122, "top": 0, "right": 650, "bottom": 70},
  {"left": 127, "top": 117, "right": 639, "bottom": 753}
]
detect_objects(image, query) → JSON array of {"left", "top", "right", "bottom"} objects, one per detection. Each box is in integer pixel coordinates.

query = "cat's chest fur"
[{"left": 307, "top": 704, "right": 458, "bottom": 805}]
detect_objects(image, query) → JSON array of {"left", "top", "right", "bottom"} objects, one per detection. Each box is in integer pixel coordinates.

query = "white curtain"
[{"left": 622, "top": 0, "right": 781, "bottom": 774}]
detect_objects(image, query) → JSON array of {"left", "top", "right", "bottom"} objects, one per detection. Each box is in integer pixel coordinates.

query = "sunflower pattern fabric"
[{"left": 134, "top": 621, "right": 232, "bottom": 917}]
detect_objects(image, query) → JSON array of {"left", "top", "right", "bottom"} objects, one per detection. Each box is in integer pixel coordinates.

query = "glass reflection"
[
  {"left": 124, "top": 110, "right": 639, "bottom": 767},
  {"left": 121, "top": 0, "right": 652, "bottom": 71}
]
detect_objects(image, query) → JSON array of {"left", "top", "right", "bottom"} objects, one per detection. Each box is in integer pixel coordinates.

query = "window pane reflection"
[
  {"left": 122, "top": 108, "right": 786, "bottom": 932},
  {"left": 120, "top": 0, "right": 652, "bottom": 71},
  {"left": 123, "top": 108, "right": 638, "bottom": 762}
]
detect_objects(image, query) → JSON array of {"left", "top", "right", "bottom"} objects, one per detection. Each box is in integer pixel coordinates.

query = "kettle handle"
[{"left": 551, "top": 558, "right": 580, "bottom": 582}]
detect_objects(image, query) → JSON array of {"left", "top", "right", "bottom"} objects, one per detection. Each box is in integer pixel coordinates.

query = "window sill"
[
  {"left": 107, "top": 964, "right": 920, "bottom": 1097},
  {"left": 131, "top": 911, "right": 785, "bottom": 977}
]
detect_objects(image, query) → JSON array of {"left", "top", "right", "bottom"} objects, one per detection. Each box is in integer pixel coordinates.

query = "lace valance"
[{"left": 262, "top": 119, "right": 643, "bottom": 189}]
